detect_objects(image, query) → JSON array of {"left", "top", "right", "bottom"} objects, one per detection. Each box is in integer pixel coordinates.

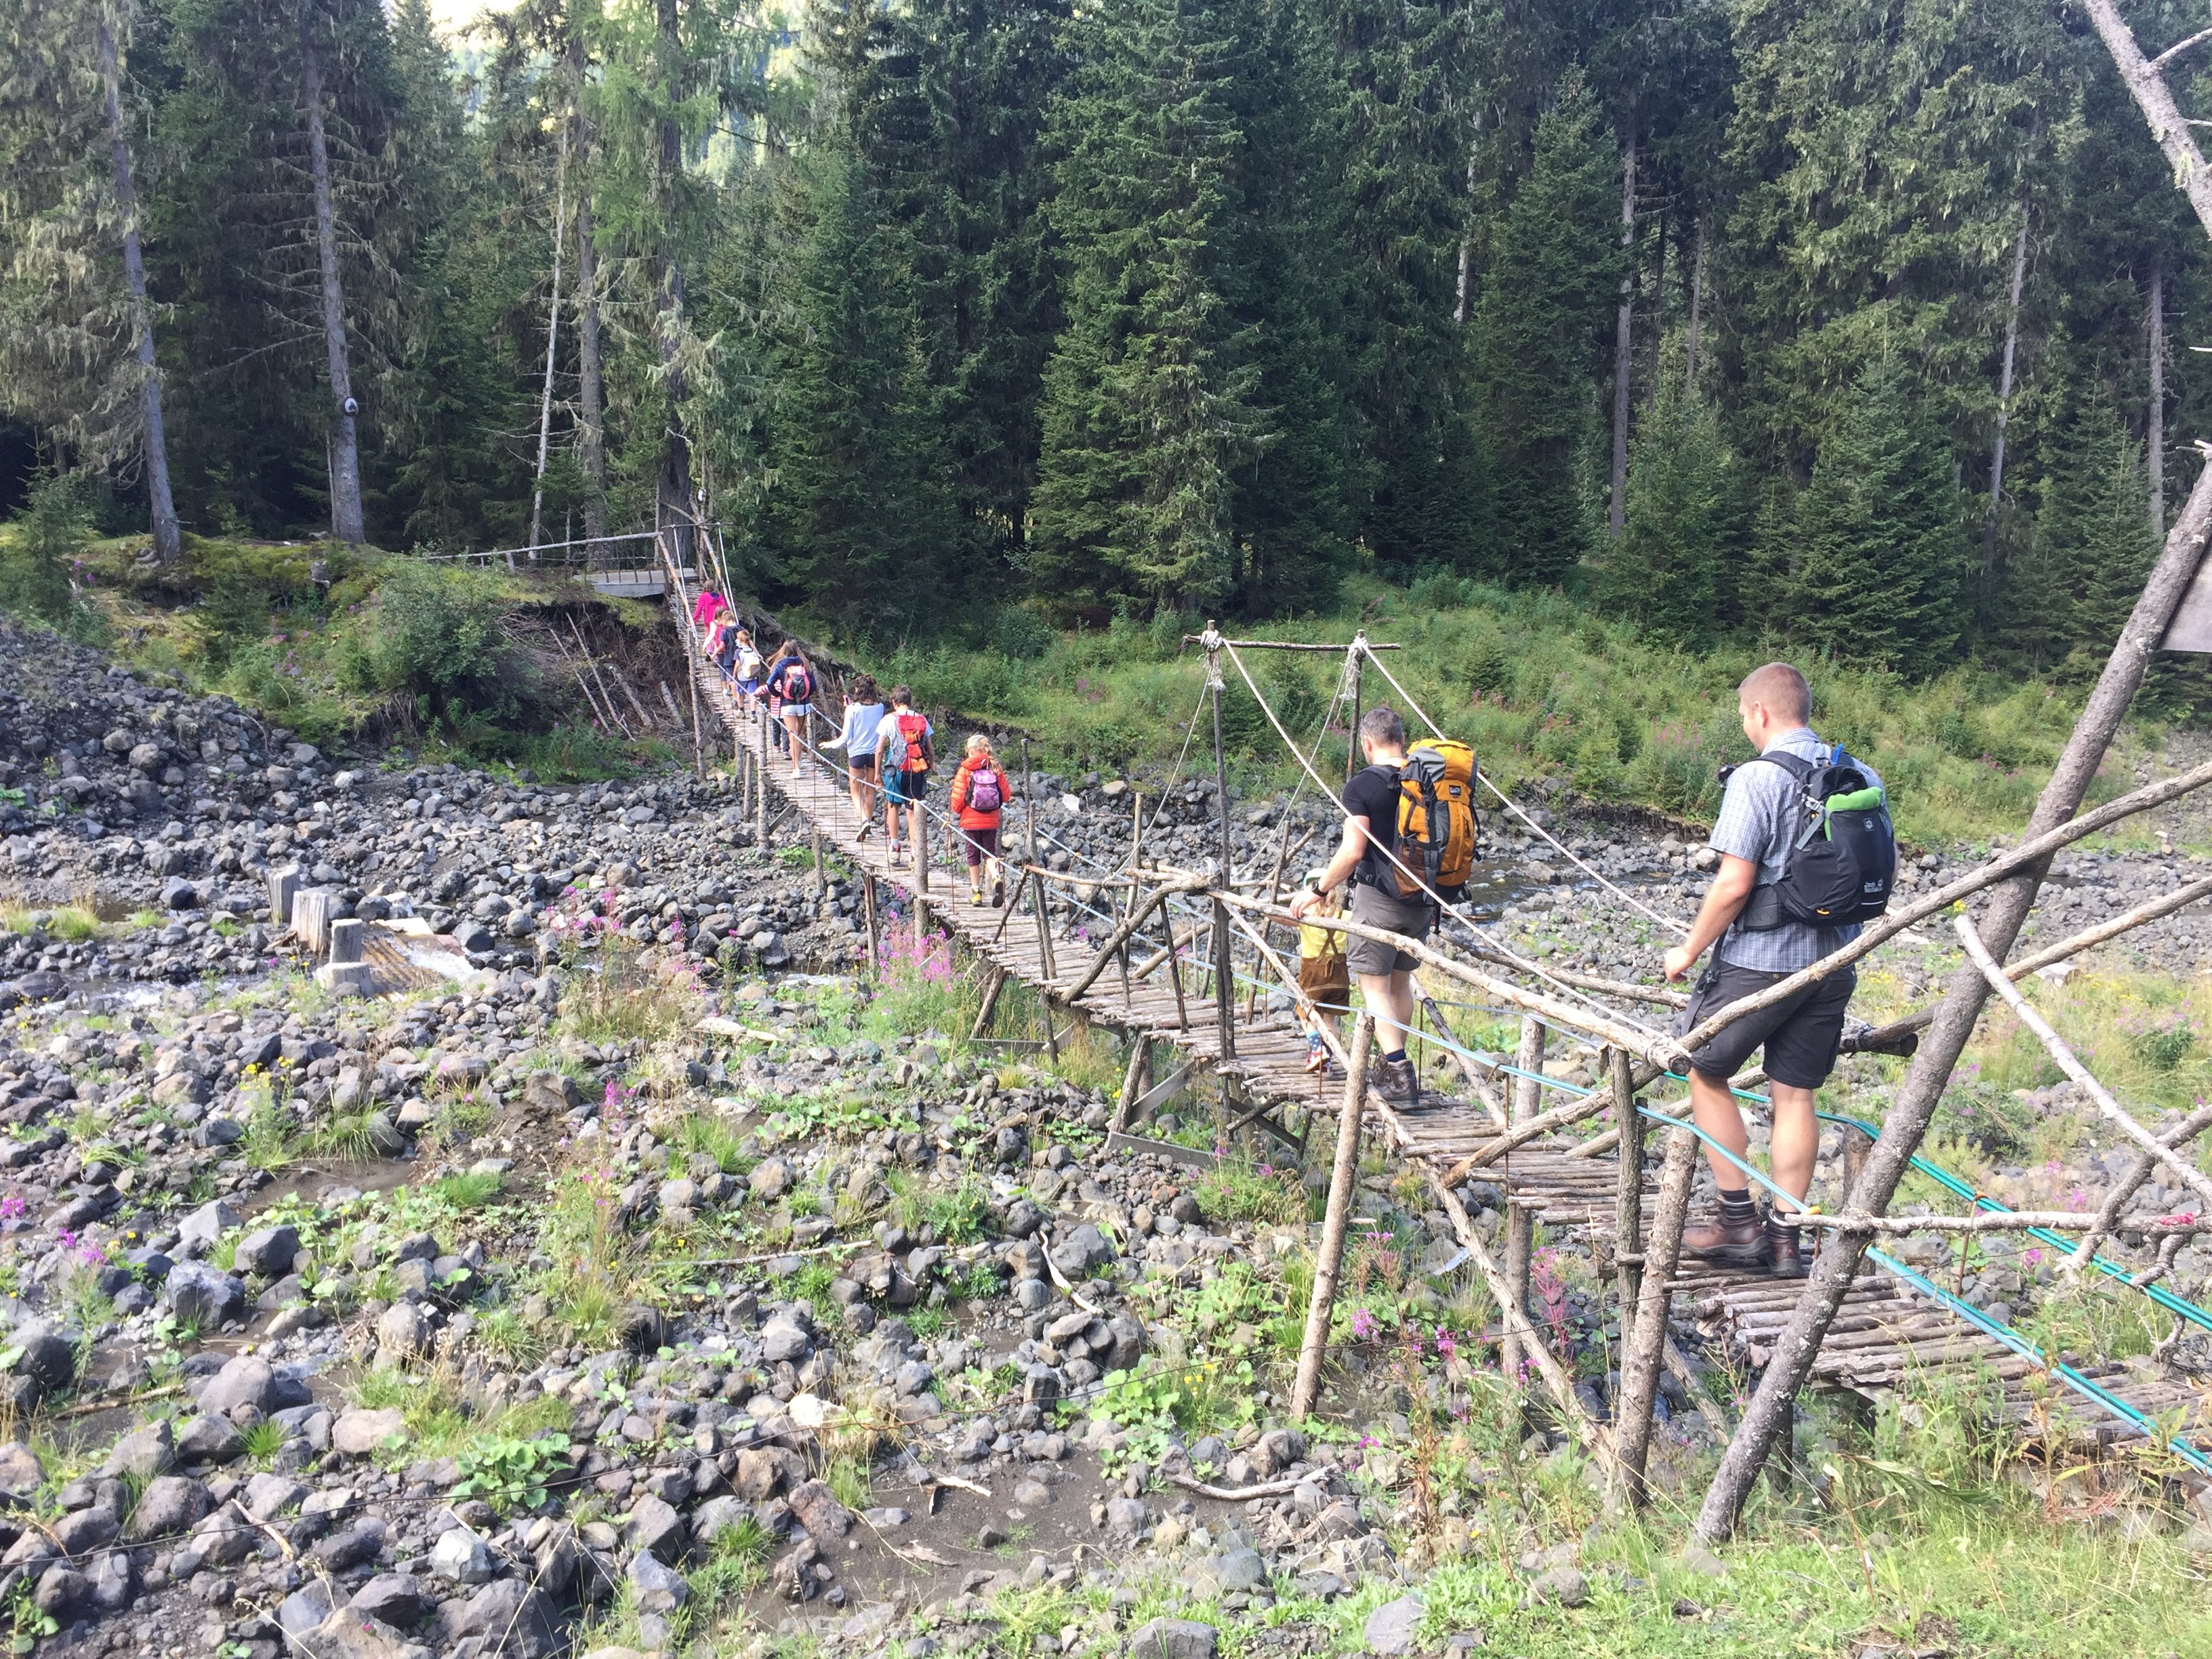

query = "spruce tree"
[
  {"left": 0, "top": 0, "right": 182, "bottom": 557},
  {"left": 1471, "top": 73, "right": 1620, "bottom": 587},
  {"left": 764, "top": 141, "right": 958, "bottom": 637},
  {"left": 1602, "top": 354, "right": 1732, "bottom": 648},
  {"left": 2019, "top": 394, "right": 2158, "bottom": 672},
  {"left": 1788, "top": 353, "right": 1969, "bottom": 674},
  {"left": 836, "top": 0, "right": 1072, "bottom": 598},
  {"left": 1028, "top": 0, "right": 1256, "bottom": 613},
  {"left": 1313, "top": 0, "right": 1473, "bottom": 577}
]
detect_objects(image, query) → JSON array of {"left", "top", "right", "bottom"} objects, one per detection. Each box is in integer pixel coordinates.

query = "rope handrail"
[
  {"left": 1216, "top": 639, "right": 1679, "bottom": 1044},
  {"left": 1353, "top": 640, "right": 1692, "bottom": 937}
]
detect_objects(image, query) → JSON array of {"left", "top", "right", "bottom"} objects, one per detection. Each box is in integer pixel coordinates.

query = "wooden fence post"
[
  {"left": 1610, "top": 1046, "right": 1644, "bottom": 1314},
  {"left": 1292, "top": 1013, "right": 1375, "bottom": 1420},
  {"left": 1615, "top": 1123, "right": 1699, "bottom": 1507},
  {"left": 1502, "top": 1014, "right": 1544, "bottom": 1389},
  {"left": 1113, "top": 1036, "right": 1150, "bottom": 1133}
]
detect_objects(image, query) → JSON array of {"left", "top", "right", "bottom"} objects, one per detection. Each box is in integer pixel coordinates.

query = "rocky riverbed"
[{"left": 1, "top": 620, "right": 2211, "bottom": 1659}]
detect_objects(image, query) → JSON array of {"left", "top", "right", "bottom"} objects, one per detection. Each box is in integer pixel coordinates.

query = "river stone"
[
  {"left": 332, "top": 1408, "right": 407, "bottom": 1456},
  {"left": 1364, "top": 1593, "right": 1426, "bottom": 1656},
  {"left": 101, "top": 1421, "right": 173, "bottom": 1481},
  {"left": 127, "top": 1475, "right": 211, "bottom": 1540},
  {"left": 1128, "top": 1619, "right": 1218, "bottom": 1659},
  {"left": 198, "top": 1355, "right": 279, "bottom": 1418}
]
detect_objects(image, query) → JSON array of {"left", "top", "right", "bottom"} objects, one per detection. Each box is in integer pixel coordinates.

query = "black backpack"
[{"left": 1727, "top": 748, "right": 1896, "bottom": 930}]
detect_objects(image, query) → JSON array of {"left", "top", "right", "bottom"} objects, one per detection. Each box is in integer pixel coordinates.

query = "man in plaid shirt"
[{"left": 1661, "top": 662, "right": 1879, "bottom": 1277}]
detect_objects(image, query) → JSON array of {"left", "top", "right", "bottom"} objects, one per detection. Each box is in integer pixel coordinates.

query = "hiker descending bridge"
[{"left": 646, "top": 519, "right": 2212, "bottom": 1532}]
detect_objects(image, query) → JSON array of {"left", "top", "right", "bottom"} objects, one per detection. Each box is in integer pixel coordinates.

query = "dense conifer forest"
[{"left": 4, "top": 0, "right": 2209, "bottom": 679}]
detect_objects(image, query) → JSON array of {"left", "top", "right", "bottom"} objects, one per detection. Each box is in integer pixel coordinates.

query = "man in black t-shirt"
[{"left": 1288, "top": 705, "right": 1433, "bottom": 1104}]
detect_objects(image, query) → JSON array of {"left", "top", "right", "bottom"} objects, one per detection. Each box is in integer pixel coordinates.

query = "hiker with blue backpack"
[{"left": 1663, "top": 661, "right": 1895, "bottom": 1278}]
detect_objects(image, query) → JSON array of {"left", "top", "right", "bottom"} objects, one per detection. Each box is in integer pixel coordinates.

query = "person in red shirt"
[{"left": 948, "top": 733, "right": 1012, "bottom": 907}]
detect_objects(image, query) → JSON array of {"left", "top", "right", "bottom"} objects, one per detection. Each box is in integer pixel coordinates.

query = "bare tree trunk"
[
  {"left": 1607, "top": 134, "right": 1635, "bottom": 539},
  {"left": 2150, "top": 260, "right": 2167, "bottom": 535},
  {"left": 1692, "top": 457, "right": 2212, "bottom": 1543},
  {"left": 574, "top": 197, "right": 609, "bottom": 554},
  {"left": 529, "top": 121, "right": 569, "bottom": 557},
  {"left": 97, "top": 18, "right": 178, "bottom": 564},
  {"left": 653, "top": 0, "right": 695, "bottom": 565},
  {"left": 1982, "top": 203, "right": 2030, "bottom": 602},
  {"left": 567, "top": 38, "right": 609, "bottom": 556},
  {"left": 1683, "top": 218, "right": 1705, "bottom": 395},
  {"left": 300, "top": 16, "right": 363, "bottom": 545},
  {"left": 1454, "top": 140, "right": 1477, "bottom": 327},
  {"left": 2083, "top": 1, "right": 2212, "bottom": 240}
]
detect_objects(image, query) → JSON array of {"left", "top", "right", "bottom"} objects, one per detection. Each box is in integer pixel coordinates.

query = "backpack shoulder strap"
[{"left": 1740, "top": 750, "right": 1814, "bottom": 783}]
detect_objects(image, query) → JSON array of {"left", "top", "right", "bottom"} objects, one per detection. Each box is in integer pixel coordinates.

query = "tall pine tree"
[
  {"left": 763, "top": 140, "right": 958, "bottom": 638},
  {"left": 1028, "top": 0, "right": 1256, "bottom": 613},
  {"left": 1469, "top": 71, "right": 1619, "bottom": 587},
  {"left": 1601, "top": 348, "right": 1735, "bottom": 648},
  {"left": 1786, "top": 352, "right": 1968, "bottom": 674}
]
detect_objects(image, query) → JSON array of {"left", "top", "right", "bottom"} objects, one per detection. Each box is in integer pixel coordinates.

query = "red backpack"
[{"left": 895, "top": 711, "right": 931, "bottom": 773}]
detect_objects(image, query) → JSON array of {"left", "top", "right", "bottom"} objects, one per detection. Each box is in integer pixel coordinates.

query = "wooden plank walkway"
[{"left": 675, "top": 607, "right": 2207, "bottom": 1461}]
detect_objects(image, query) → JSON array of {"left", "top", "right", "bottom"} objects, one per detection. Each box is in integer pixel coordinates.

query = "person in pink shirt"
[{"left": 692, "top": 589, "right": 729, "bottom": 630}]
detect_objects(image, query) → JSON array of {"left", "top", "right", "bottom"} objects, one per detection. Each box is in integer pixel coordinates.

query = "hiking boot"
[
  {"left": 1374, "top": 1055, "right": 1419, "bottom": 1105},
  {"left": 989, "top": 880, "right": 1004, "bottom": 908},
  {"left": 1765, "top": 1214, "right": 1807, "bottom": 1279},
  {"left": 1681, "top": 1208, "right": 1769, "bottom": 1269},
  {"left": 970, "top": 887, "right": 985, "bottom": 906}
]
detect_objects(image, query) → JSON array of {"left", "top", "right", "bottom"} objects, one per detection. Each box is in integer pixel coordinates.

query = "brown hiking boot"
[
  {"left": 1765, "top": 1214, "right": 1807, "bottom": 1279},
  {"left": 1374, "top": 1055, "right": 1420, "bottom": 1105},
  {"left": 1681, "top": 1207, "right": 1769, "bottom": 1269}
]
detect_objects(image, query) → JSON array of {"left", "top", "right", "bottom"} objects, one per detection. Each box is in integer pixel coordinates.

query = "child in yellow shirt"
[{"left": 1296, "top": 869, "right": 1348, "bottom": 1073}]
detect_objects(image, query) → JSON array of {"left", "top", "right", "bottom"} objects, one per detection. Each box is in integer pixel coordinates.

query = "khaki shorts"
[
  {"left": 1298, "top": 951, "right": 1350, "bottom": 1015},
  {"left": 1347, "top": 881, "right": 1435, "bottom": 977}
]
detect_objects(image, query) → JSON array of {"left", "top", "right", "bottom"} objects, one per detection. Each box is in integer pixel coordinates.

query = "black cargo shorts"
[{"left": 1679, "top": 960, "right": 1856, "bottom": 1090}]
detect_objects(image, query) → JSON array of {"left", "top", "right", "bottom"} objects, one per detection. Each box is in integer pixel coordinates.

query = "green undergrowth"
[
  {"left": 854, "top": 573, "right": 2182, "bottom": 848},
  {"left": 39, "top": 532, "right": 669, "bottom": 779},
  {"left": 1367, "top": 1519, "right": 2212, "bottom": 1658}
]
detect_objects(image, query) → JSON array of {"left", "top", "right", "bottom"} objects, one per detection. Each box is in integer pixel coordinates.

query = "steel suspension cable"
[{"left": 1355, "top": 642, "right": 1691, "bottom": 937}]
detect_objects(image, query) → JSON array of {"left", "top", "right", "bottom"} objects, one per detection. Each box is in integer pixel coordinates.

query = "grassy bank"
[
  {"left": 5, "top": 523, "right": 2194, "bottom": 836},
  {"left": 5, "top": 529, "right": 670, "bottom": 781},
  {"left": 857, "top": 574, "right": 2174, "bottom": 848}
]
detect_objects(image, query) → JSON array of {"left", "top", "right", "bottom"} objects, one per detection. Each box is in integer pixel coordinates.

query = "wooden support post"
[
  {"left": 1204, "top": 623, "right": 1237, "bottom": 1062},
  {"left": 970, "top": 966, "right": 1006, "bottom": 1040},
  {"left": 1113, "top": 1036, "right": 1150, "bottom": 1132},
  {"left": 862, "top": 873, "right": 880, "bottom": 974},
  {"left": 1610, "top": 1046, "right": 1643, "bottom": 1315},
  {"left": 1041, "top": 994, "right": 1061, "bottom": 1065},
  {"left": 690, "top": 660, "right": 704, "bottom": 778},
  {"left": 1418, "top": 986, "right": 1507, "bottom": 1130},
  {"left": 1292, "top": 1012, "right": 1374, "bottom": 1420},
  {"left": 756, "top": 702, "right": 770, "bottom": 851},
  {"left": 1030, "top": 872, "right": 1058, "bottom": 983},
  {"left": 812, "top": 819, "right": 826, "bottom": 903},
  {"left": 1502, "top": 1014, "right": 1543, "bottom": 1388},
  {"left": 1345, "top": 635, "right": 1364, "bottom": 787},
  {"left": 1167, "top": 909, "right": 1191, "bottom": 1031},
  {"left": 1122, "top": 793, "right": 1141, "bottom": 1007},
  {"left": 1616, "top": 1124, "right": 1699, "bottom": 1507}
]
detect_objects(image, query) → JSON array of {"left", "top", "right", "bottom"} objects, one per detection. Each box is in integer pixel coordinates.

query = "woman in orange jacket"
[{"left": 948, "top": 733, "right": 1012, "bottom": 907}]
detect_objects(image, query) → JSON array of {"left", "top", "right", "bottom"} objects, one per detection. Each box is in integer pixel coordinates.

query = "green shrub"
[
  {"left": 338, "top": 563, "right": 536, "bottom": 729},
  {"left": 0, "top": 471, "right": 92, "bottom": 626}
]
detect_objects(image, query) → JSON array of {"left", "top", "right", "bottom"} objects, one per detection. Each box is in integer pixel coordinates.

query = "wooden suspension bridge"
[{"left": 642, "top": 525, "right": 2212, "bottom": 1517}]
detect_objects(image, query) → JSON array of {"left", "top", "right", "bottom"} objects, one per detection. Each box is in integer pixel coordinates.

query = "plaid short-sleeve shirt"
[{"left": 1706, "top": 727, "right": 1881, "bottom": 973}]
